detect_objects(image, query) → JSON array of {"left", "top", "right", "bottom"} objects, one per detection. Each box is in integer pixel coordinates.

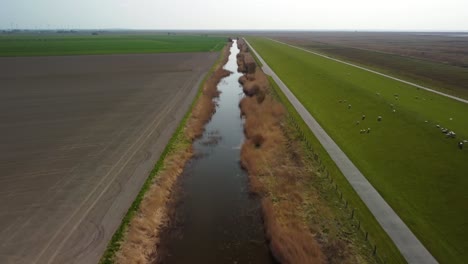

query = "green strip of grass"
[
  {"left": 267, "top": 75, "right": 406, "bottom": 264},
  {"left": 0, "top": 34, "right": 226, "bottom": 56},
  {"left": 248, "top": 43, "right": 263, "bottom": 67},
  {"left": 99, "top": 44, "right": 227, "bottom": 264},
  {"left": 249, "top": 36, "right": 468, "bottom": 263}
]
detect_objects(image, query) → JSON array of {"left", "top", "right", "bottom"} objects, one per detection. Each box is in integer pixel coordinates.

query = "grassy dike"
[
  {"left": 267, "top": 75, "right": 406, "bottom": 263},
  {"left": 237, "top": 38, "right": 394, "bottom": 263},
  {"left": 99, "top": 42, "right": 231, "bottom": 264},
  {"left": 247, "top": 41, "right": 405, "bottom": 263},
  {"left": 247, "top": 37, "right": 468, "bottom": 263}
]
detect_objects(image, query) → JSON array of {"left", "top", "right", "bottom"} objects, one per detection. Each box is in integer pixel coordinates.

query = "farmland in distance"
[
  {"left": 264, "top": 32, "right": 468, "bottom": 99},
  {"left": 0, "top": 33, "right": 226, "bottom": 56}
]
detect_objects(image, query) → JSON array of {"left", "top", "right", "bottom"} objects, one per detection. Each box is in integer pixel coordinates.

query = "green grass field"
[
  {"left": 0, "top": 34, "right": 226, "bottom": 56},
  {"left": 248, "top": 37, "right": 468, "bottom": 263},
  {"left": 268, "top": 76, "right": 407, "bottom": 263}
]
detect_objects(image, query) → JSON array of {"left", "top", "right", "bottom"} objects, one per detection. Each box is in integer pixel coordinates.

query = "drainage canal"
[{"left": 157, "top": 40, "right": 275, "bottom": 263}]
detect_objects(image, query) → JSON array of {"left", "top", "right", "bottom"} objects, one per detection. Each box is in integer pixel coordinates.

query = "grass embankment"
[
  {"left": 237, "top": 39, "right": 387, "bottom": 264},
  {"left": 99, "top": 41, "right": 232, "bottom": 264},
  {"left": 247, "top": 37, "right": 468, "bottom": 263},
  {"left": 0, "top": 34, "right": 226, "bottom": 56},
  {"left": 286, "top": 40, "right": 468, "bottom": 100}
]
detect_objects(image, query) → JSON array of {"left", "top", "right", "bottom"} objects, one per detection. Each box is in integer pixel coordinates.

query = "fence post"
[{"left": 373, "top": 245, "right": 377, "bottom": 256}]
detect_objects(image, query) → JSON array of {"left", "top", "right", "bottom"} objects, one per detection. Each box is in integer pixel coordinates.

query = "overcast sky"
[{"left": 1, "top": 0, "right": 467, "bottom": 31}]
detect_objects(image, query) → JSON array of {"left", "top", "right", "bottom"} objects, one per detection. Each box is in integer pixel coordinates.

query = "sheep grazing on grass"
[
  {"left": 392, "top": 109, "right": 396, "bottom": 113},
  {"left": 360, "top": 129, "right": 365, "bottom": 134},
  {"left": 356, "top": 121, "right": 360, "bottom": 125},
  {"left": 436, "top": 124, "right": 440, "bottom": 128},
  {"left": 425, "top": 120, "right": 428, "bottom": 123},
  {"left": 367, "top": 128, "right": 371, "bottom": 133},
  {"left": 447, "top": 131, "right": 456, "bottom": 138},
  {"left": 449, "top": 118, "right": 453, "bottom": 121},
  {"left": 362, "top": 115, "right": 366, "bottom": 120},
  {"left": 348, "top": 104, "right": 352, "bottom": 109},
  {"left": 377, "top": 116, "right": 382, "bottom": 121},
  {"left": 463, "top": 140, "right": 468, "bottom": 143},
  {"left": 458, "top": 142, "right": 464, "bottom": 150}
]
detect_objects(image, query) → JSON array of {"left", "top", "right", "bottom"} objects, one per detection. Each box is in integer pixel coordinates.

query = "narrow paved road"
[
  {"left": 244, "top": 38, "right": 438, "bottom": 264},
  {"left": 267, "top": 37, "right": 468, "bottom": 104}
]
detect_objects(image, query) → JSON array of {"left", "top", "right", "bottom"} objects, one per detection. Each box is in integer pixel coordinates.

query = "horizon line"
[{"left": 1, "top": 28, "right": 468, "bottom": 33}]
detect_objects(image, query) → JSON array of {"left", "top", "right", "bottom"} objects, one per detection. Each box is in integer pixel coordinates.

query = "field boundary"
[
  {"left": 244, "top": 37, "right": 438, "bottom": 264},
  {"left": 266, "top": 37, "right": 468, "bottom": 105}
]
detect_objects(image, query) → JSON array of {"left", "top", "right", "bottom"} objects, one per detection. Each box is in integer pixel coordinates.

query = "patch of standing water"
[{"left": 157, "top": 41, "right": 275, "bottom": 263}]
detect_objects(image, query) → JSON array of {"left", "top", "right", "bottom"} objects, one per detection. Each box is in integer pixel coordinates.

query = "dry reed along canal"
[{"left": 158, "top": 41, "right": 275, "bottom": 263}]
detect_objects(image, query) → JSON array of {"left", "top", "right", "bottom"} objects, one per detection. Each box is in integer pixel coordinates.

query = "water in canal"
[{"left": 158, "top": 40, "right": 275, "bottom": 263}]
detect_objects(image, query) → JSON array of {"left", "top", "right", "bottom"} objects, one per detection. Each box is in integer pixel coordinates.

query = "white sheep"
[{"left": 447, "top": 131, "right": 456, "bottom": 138}]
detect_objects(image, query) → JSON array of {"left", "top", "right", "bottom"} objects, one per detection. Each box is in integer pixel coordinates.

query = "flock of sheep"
[
  {"left": 339, "top": 93, "right": 466, "bottom": 150},
  {"left": 434, "top": 124, "right": 467, "bottom": 149}
]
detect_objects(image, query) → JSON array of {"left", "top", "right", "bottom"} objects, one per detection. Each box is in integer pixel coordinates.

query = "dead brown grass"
[
  {"left": 237, "top": 40, "right": 325, "bottom": 264},
  {"left": 186, "top": 66, "right": 231, "bottom": 140},
  {"left": 237, "top": 39, "right": 368, "bottom": 264},
  {"left": 113, "top": 42, "right": 232, "bottom": 264}
]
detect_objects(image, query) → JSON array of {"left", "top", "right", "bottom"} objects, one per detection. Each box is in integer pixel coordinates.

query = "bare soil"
[{"left": 0, "top": 52, "right": 219, "bottom": 264}]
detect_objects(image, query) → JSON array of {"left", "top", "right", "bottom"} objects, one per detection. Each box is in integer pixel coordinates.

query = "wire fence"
[{"left": 286, "top": 108, "right": 391, "bottom": 264}]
